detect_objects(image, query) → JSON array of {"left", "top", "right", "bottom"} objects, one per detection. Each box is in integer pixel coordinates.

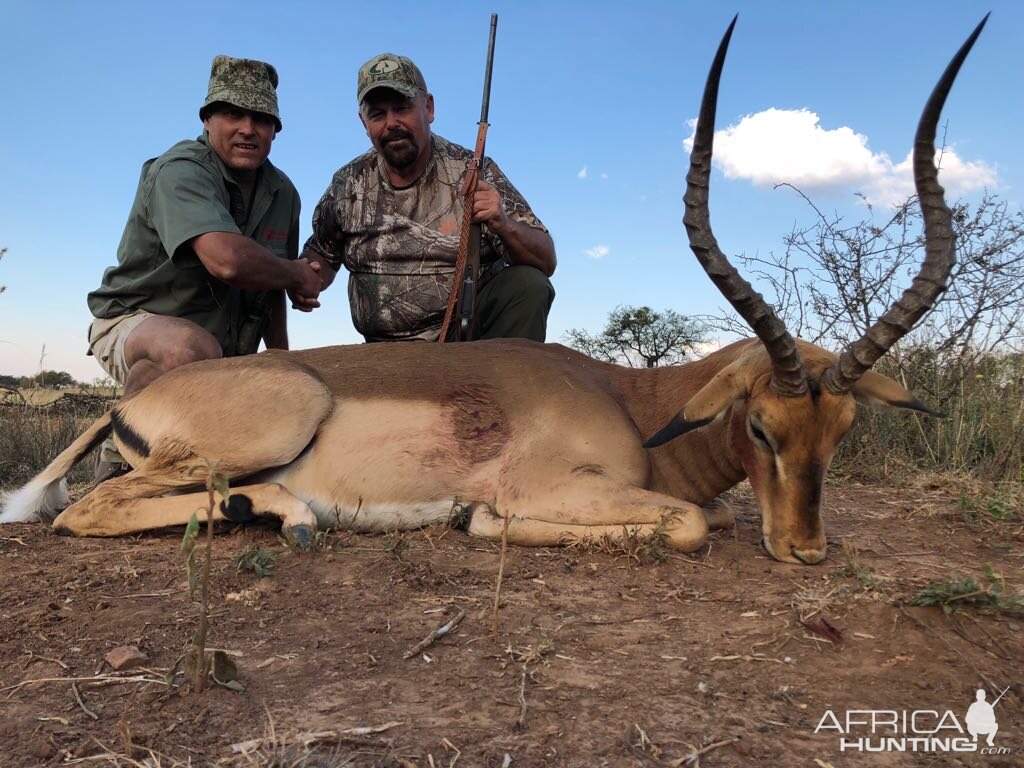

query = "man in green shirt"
[
  {"left": 87, "top": 55, "right": 322, "bottom": 480},
  {"left": 302, "top": 53, "right": 556, "bottom": 342}
]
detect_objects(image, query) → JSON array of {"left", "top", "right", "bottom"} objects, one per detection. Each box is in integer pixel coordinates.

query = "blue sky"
[{"left": 1, "top": 1, "right": 1019, "bottom": 381}]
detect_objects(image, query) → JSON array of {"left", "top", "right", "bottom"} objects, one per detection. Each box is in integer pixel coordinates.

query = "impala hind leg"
[{"left": 109, "top": 354, "right": 334, "bottom": 478}]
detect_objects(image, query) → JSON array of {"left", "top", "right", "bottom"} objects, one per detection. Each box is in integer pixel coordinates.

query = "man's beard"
[{"left": 380, "top": 131, "right": 419, "bottom": 169}]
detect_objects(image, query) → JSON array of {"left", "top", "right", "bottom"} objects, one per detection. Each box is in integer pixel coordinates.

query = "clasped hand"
[{"left": 289, "top": 258, "right": 322, "bottom": 312}]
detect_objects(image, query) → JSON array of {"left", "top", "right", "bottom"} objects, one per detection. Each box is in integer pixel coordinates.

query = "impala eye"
[{"left": 750, "top": 423, "right": 769, "bottom": 446}]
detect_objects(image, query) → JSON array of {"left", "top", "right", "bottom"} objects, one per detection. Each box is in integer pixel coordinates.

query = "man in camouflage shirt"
[
  {"left": 303, "top": 53, "right": 556, "bottom": 342},
  {"left": 86, "top": 56, "right": 322, "bottom": 480}
]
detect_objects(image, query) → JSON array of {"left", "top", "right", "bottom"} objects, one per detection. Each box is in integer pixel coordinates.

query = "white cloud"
[
  {"left": 584, "top": 245, "right": 610, "bottom": 259},
  {"left": 683, "top": 108, "right": 998, "bottom": 206},
  {"left": 870, "top": 148, "right": 999, "bottom": 207},
  {"left": 577, "top": 165, "right": 588, "bottom": 179},
  {"left": 600, "top": 172, "right": 609, "bottom": 180}
]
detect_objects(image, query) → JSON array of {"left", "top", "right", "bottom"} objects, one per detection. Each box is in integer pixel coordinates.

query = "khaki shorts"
[{"left": 88, "top": 309, "right": 155, "bottom": 385}]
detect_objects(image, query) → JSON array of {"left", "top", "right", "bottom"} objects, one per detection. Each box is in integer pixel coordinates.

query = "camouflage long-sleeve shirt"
[{"left": 304, "top": 134, "right": 548, "bottom": 342}]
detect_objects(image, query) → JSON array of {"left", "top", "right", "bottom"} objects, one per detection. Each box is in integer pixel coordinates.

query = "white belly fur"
[{"left": 306, "top": 497, "right": 463, "bottom": 532}]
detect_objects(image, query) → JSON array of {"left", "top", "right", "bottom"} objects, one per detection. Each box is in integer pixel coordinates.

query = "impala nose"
[
  {"left": 791, "top": 546, "right": 827, "bottom": 565},
  {"left": 762, "top": 536, "right": 827, "bottom": 565}
]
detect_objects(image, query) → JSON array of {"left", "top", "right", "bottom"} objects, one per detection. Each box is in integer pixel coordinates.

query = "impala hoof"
[{"left": 284, "top": 523, "right": 315, "bottom": 550}]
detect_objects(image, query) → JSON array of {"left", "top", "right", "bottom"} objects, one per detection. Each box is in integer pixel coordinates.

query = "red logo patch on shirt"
[{"left": 262, "top": 228, "right": 289, "bottom": 242}]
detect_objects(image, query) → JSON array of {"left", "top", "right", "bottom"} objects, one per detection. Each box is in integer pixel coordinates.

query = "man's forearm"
[
  {"left": 494, "top": 220, "right": 556, "bottom": 276},
  {"left": 470, "top": 179, "right": 557, "bottom": 276},
  {"left": 193, "top": 231, "right": 316, "bottom": 293}
]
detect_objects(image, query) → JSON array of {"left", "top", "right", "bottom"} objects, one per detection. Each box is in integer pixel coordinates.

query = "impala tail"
[{"left": 0, "top": 412, "right": 113, "bottom": 523}]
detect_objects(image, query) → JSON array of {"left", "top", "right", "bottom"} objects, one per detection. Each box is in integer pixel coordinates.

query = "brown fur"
[{"left": 6, "top": 337, "right": 928, "bottom": 565}]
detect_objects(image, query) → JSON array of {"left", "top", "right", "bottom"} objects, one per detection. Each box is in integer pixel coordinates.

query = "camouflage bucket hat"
[
  {"left": 201, "top": 55, "right": 282, "bottom": 131},
  {"left": 357, "top": 53, "right": 427, "bottom": 104}
]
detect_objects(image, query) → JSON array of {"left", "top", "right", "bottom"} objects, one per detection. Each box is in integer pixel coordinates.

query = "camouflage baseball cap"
[
  {"left": 357, "top": 53, "right": 427, "bottom": 104},
  {"left": 200, "top": 55, "right": 282, "bottom": 131}
]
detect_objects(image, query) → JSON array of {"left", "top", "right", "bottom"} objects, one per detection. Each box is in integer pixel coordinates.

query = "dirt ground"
[{"left": 0, "top": 482, "right": 1021, "bottom": 767}]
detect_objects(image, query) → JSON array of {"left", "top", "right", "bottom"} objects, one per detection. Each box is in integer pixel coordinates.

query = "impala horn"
[
  {"left": 685, "top": 16, "right": 808, "bottom": 397},
  {"left": 823, "top": 15, "right": 989, "bottom": 394}
]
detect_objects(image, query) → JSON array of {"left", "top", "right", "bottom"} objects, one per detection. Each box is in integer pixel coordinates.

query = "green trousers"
[{"left": 471, "top": 265, "right": 555, "bottom": 342}]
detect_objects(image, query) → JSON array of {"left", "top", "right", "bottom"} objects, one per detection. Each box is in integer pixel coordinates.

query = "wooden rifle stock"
[{"left": 439, "top": 13, "right": 497, "bottom": 343}]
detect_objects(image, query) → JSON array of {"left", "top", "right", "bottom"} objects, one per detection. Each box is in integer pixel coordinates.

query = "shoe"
[{"left": 94, "top": 460, "right": 130, "bottom": 485}]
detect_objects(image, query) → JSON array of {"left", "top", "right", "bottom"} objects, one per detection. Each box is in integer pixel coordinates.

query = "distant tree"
[
  {"left": 0, "top": 246, "right": 6, "bottom": 295},
  {"left": 564, "top": 305, "right": 707, "bottom": 368},
  {"left": 0, "top": 374, "right": 20, "bottom": 389},
  {"left": 33, "top": 370, "right": 76, "bottom": 388}
]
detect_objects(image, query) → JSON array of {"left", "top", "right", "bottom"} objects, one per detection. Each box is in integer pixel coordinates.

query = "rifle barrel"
[
  {"left": 480, "top": 14, "right": 498, "bottom": 123},
  {"left": 438, "top": 13, "right": 499, "bottom": 344}
]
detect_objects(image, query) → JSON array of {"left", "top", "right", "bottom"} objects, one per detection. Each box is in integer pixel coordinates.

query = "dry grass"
[
  {"left": 837, "top": 349, "right": 1024, "bottom": 484},
  {"left": 563, "top": 521, "right": 671, "bottom": 567},
  {"left": 64, "top": 740, "right": 354, "bottom": 767},
  {"left": 0, "top": 402, "right": 107, "bottom": 487}
]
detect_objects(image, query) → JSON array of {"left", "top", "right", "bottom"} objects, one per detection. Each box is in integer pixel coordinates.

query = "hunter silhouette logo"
[
  {"left": 369, "top": 60, "right": 400, "bottom": 76},
  {"left": 966, "top": 686, "right": 1008, "bottom": 747}
]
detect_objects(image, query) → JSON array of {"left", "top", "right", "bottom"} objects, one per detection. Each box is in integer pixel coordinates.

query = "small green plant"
[
  {"left": 234, "top": 545, "right": 277, "bottom": 577},
  {"left": 910, "top": 566, "right": 1024, "bottom": 616},
  {"left": 983, "top": 495, "right": 1016, "bottom": 520},
  {"left": 957, "top": 487, "right": 1020, "bottom": 525},
  {"left": 598, "top": 521, "right": 670, "bottom": 566},
  {"left": 833, "top": 541, "right": 879, "bottom": 589},
  {"left": 179, "top": 464, "right": 230, "bottom": 693},
  {"left": 635, "top": 522, "right": 671, "bottom": 565},
  {"left": 180, "top": 512, "right": 201, "bottom": 596}
]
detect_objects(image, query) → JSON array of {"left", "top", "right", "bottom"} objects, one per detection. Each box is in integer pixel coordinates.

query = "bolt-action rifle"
[{"left": 439, "top": 13, "right": 498, "bottom": 343}]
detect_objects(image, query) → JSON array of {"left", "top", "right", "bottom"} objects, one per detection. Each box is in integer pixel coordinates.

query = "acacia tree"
[
  {"left": 710, "top": 191, "right": 1024, "bottom": 372},
  {"left": 565, "top": 305, "right": 707, "bottom": 367},
  {"left": 709, "top": 189, "right": 1024, "bottom": 478}
]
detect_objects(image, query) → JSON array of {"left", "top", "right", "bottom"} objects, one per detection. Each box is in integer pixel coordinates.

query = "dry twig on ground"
[{"left": 403, "top": 609, "right": 466, "bottom": 659}]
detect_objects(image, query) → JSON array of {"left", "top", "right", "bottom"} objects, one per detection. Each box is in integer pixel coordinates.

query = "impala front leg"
[
  {"left": 54, "top": 478, "right": 318, "bottom": 547},
  {"left": 471, "top": 479, "right": 710, "bottom": 553}
]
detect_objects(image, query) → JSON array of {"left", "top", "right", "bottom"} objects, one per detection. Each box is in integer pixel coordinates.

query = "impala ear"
[
  {"left": 850, "top": 370, "right": 943, "bottom": 417},
  {"left": 643, "top": 360, "right": 749, "bottom": 448}
]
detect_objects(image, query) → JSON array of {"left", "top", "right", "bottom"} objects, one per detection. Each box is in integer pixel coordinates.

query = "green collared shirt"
[{"left": 87, "top": 133, "right": 300, "bottom": 355}]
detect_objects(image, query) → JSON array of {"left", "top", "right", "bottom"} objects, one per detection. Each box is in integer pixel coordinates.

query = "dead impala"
[{"left": 0, "top": 16, "right": 988, "bottom": 564}]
